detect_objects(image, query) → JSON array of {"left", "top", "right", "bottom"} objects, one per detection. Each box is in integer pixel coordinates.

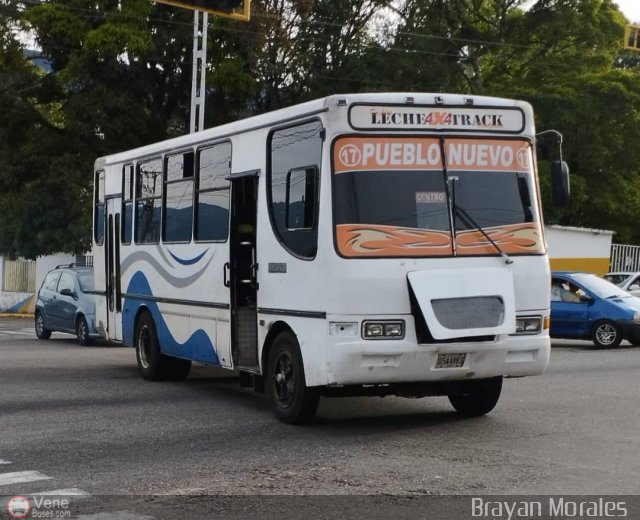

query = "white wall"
[
  {"left": 0, "top": 253, "right": 76, "bottom": 314},
  {"left": 546, "top": 225, "right": 614, "bottom": 275}
]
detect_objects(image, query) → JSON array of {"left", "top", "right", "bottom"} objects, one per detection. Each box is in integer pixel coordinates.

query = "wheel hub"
[{"left": 273, "top": 353, "right": 295, "bottom": 407}]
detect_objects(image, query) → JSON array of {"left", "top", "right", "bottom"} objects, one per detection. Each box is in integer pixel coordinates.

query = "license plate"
[{"left": 435, "top": 353, "right": 467, "bottom": 368}]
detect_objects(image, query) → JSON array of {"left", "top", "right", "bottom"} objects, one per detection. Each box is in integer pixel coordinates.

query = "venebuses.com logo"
[{"left": 6, "top": 496, "right": 31, "bottom": 519}]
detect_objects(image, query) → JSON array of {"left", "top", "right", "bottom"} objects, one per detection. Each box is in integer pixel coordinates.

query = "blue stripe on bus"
[
  {"left": 122, "top": 271, "right": 220, "bottom": 366},
  {"left": 167, "top": 249, "right": 208, "bottom": 266}
]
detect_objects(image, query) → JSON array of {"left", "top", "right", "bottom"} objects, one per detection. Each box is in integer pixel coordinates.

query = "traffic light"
[
  {"left": 152, "top": 0, "right": 250, "bottom": 21},
  {"left": 191, "top": 0, "right": 242, "bottom": 11},
  {"left": 624, "top": 25, "right": 640, "bottom": 52}
]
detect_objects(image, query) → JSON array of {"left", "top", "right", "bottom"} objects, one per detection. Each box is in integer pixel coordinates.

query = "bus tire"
[
  {"left": 135, "top": 312, "right": 164, "bottom": 381},
  {"left": 135, "top": 311, "right": 190, "bottom": 381},
  {"left": 35, "top": 311, "right": 51, "bottom": 340},
  {"left": 164, "top": 357, "right": 192, "bottom": 381},
  {"left": 267, "top": 331, "right": 320, "bottom": 424},
  {"left": 448, "top": 376, "right": 503, "bottom": 416}
]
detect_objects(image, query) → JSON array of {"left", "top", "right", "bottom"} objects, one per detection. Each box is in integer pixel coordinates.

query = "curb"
[{"left": 0, "top": 313, "right": 34, "bottom": 319}]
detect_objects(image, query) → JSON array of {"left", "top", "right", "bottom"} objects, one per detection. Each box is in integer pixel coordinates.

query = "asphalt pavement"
[{"left": 1, "top": 317, "right": 639, "bottom": 518}]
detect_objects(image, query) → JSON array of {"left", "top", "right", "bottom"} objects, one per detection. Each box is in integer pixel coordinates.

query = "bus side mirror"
[{"left": 551, "top": 160, "right": 570, "bottom": 207}]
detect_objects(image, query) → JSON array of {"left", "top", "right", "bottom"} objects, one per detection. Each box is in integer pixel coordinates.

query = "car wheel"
[
  {"left": 448, "top": 376, "right": 503, "bottom": 416},
  {"left": 135, "top": 311, "right": 191, "bottom": 381},
  {"left": 267, "top": 331, "right": 320, "bottom": 424},
  {"left": 591, "top": 320, "right": 622, "bottom": 348},
  {"left": 76, "top": 316, "right": 92, "bottom": 346},
  {"left": 35, "top": 311, "right": 52, "bottom": 340}
]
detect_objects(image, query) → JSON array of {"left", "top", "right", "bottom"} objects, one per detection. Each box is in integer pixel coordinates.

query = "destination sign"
[{"left": 349, "top": 104, "right": 525, "bottom": 133}]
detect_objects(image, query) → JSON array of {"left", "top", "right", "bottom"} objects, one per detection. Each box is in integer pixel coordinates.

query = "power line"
[{"left": 15, "top": 0, "right": 575, "bottom": 58}]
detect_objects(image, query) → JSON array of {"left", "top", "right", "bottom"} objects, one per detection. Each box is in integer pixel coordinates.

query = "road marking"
[
  {"left": 0, "top": 460, "right": 10, "bottom": 465},
  {"left": 33, "top": 488, "right": 91, "bottom": 497},
  {"left": 0, "top": 470, "right": 52, "bottom": 486}
]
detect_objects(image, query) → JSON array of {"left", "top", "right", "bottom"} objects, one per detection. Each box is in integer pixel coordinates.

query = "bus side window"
[
  {"left": 121, "top": 164, "right": 133, "bottom": 244},
  {"left": 163, "top": 151, "right": 194, "bottom": 243},
  {"left": 135, "top": 158, "right": 162, "bottom": 244},
  {"left": 94, "top": 170, "right": 105, "bottom": 245},
  {"left": 195, "top": 142, "right": 231, "bottom": 242},
  {"left": 269, "top": 120, "right": 323, "bottom": 259},
  {"left": 286, "top": 166, "right": 317, "bottom": 230}
]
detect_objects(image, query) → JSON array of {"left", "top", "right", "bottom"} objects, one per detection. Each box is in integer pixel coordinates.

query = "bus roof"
[{"left": 97, "top": 92, "right": 534, "bottom": 168}]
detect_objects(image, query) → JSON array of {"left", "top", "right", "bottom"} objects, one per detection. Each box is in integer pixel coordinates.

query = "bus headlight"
[
  {"left": 362, "top": 320, "right": 405, "bottom": 340},
  {"left": 514, "top": 316, "right": 542, "bottom": 335},
  {"left": 633, "top": 311, "right": 640, "bottom": 323}
]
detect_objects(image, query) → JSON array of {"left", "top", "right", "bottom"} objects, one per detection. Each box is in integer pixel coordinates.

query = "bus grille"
[
  {"left": 409, "top": 287, "right": 496, "bottom": 344},
  {"left": 431, "top": 296, "right": 504, "bottom": 330}
]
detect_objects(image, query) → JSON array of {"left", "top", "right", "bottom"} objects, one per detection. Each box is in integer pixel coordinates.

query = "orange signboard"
[{"left": 334, "top": 137, "right": 533, "bottom": 174}]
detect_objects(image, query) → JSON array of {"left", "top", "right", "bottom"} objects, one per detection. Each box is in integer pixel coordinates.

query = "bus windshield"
[{"left": 332, "top": 136, "right": 543, "bottom": 258}]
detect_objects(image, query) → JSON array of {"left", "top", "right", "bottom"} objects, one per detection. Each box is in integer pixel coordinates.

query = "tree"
[{"left": 4, "top": 0, "right": 640, "bottom": 257}]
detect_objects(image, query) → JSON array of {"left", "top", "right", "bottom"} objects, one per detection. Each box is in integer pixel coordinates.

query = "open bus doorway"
[{"left": 228, "top": 172, "right": 259, "bottom": 371}]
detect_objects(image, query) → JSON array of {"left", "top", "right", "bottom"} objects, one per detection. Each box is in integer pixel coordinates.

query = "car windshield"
[
  {"left": 603, "top": 273, "right": 632, "bottom": 285},
  {"left": 76, "top": 271, "right": 94, "bottom": 292},
  {"left": 332, "top": 136, "right": 543, "bottom": 258},
  {"left": 574, "top": 273, "right": 629, "bottom": 299}
]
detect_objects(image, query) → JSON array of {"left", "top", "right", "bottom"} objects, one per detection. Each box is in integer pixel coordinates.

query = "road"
[{"left": 1, "top": 316, "right": 639, "bottom": 518}]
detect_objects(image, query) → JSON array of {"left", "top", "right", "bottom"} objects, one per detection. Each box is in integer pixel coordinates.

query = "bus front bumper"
[{"left": 323, "top": 333, "right": 550, "bottom": 387}]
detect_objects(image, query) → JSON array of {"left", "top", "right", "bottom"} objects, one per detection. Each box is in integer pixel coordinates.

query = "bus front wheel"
[
  {"left": 135, "top": 312, "right": 191, "bottom": 381},
  {"left": 267, "top": 331, "right": 319, "bottom": 424},
  {"left": 448, "top": 376, "right": 503, "bottom": 416}
]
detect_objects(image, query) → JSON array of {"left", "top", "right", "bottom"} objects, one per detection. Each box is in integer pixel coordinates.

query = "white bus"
[{"left": 93, "top": 92, "right": 568, "bottom": 423}]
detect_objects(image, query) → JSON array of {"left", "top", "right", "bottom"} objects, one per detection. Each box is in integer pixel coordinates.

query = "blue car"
[
  {"left": 551, "top": 271, "right": 640, "bottom": 347},
  {"left": 35, "top": 264, "right": 100, "bottom": 345}
]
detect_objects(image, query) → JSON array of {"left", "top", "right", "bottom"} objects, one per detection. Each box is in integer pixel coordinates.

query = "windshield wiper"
[
  {"left": 439, "top": 137, "right": 511, "bottom": 264},
  {"left": 454, "top": 204, "right": 513, "bottom": 265}
]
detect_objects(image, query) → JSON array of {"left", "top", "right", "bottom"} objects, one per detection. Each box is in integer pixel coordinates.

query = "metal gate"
[{"left": 610, "top": 243, "right": 640, "bottom": 272}]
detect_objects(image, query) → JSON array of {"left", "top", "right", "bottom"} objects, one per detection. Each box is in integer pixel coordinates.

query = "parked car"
[
  {"left": 35, "top": 264, "right": 100, "bottom": 345},
  {"left": 551, "top": 271, "right": 640, "bottom": 347},
  {"left": 603, "top": 271, "right": 640, "bottom": 297}
]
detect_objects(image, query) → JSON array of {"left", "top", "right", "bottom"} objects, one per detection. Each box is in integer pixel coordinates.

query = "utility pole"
[
  {"left": 151, "top": 1, "right": 252, "bottom": 133},
  {"left": 190, "top": 10, "right": 208, "bottom": 133}
]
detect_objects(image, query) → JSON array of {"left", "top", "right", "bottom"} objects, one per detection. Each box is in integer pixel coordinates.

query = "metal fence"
[
  {"left": 78, "top": 254, "right": 93, "bottom": 267},
  {"left": 3, "top": 259, "right": 36, "bottom": 293},
  {"left": 610, "top": 243, "right": 640, "bottom": 272}
]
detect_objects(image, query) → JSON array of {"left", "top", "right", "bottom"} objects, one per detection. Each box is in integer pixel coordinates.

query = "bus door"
[
  {"left": 227, "top": 171, "right": 259, "bottom": 371},
  {"left": 105, "top": 197, "right": 123, "bottom": 341}
]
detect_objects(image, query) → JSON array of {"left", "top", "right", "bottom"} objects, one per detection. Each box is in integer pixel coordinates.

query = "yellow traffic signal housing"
[
  {"left": 153, "top": 0, "right": 251, "bottom": 21},
  {"left": 624, "top": 24, "right": 640, "bottom": 51}
]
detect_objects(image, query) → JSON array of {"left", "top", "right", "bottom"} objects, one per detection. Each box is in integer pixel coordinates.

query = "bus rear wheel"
[
  {"left": 448, "top": 376, "right": 503, "bottom": 416},
  {"left": 135, "top": 312, "right": 191, "bottom": 381},
  {"left": 267, "top": 331, "right": 319, "bottom": 424}
]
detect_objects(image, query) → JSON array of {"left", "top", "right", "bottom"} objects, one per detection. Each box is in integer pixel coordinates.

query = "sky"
[{"left": 615, "top": 0, "right": 640, "bottom": 23}]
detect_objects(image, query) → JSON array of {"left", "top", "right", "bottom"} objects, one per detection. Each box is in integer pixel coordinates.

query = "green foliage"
[{"left": 2, "top": 0, "right": 640, "bottom": 257}]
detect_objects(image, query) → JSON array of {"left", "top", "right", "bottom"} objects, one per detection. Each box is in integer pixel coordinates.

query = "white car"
[{"left": 603, "top": 271, "right": 640, "bottom": 296}]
